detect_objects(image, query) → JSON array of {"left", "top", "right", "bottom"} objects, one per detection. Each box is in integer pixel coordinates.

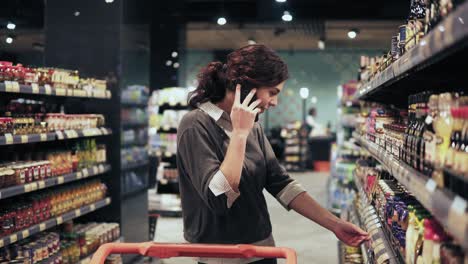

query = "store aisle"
[{"left": 154, "top": 172, "right": 338, "bottom": 264}]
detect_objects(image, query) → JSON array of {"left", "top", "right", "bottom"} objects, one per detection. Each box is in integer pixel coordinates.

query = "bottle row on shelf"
[
  {"left": 358, "top": 90, "right": 467, "bottom": 199},
  {"left": 0, "top": 220, "right": 120, "bottom": 264},
  {"left": 358, "top": 0, "right": 461, "bottom": 84},
  {"left": 0, "top": 180, "right": 107, "bottom": 238},
  {"left": 0, "top": 139, "right": 106, "bottom": 189},
  {"left": 354, "top": 158, "right": 466, "bottom": 264},
  {"left": 0, "top": 61, "right": 109, "bottom": 94},
  {"left": 121, "top": 147, "right": 148, "bottom": 169},
  {"left": 148, "top": 87, "right": 188, "bottom": 108},
  {"left": 121, "top": 85, "right": 149, "bottom": 106}
]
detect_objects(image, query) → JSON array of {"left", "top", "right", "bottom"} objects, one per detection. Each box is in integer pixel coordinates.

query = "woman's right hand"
[{"left": 230, "top": 84, "right": 261, "bottom": 138}]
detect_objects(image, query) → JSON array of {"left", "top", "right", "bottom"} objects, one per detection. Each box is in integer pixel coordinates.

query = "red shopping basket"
[{"left": 90, "top": 242, "right": 297, "bottom": 264}]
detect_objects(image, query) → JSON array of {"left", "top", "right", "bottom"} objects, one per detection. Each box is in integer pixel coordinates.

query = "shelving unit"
[
  {"left": 0, "top": 198, "right": 111, "bottom": 249},
  {"left": 0, "top": 82, "right": 111, "bottom": 99},
  {"left": 282, "top": 125, "right": 308, "bottom": 172},
  {"left": 355, "top": 1, "right": 468, "bottom": 106},
  {"left": 353, "top": 133, "right": 468, "bottom": 249},
  {"left": 0, "top": 128, "right": 112, "bottom": 146},
  {"left": 0, "top": 164, "right": 111, "bottom": 200}
]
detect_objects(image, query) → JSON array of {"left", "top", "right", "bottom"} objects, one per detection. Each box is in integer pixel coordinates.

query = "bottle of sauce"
[{"left": 433, "top": 93, "right": 454, "bottom": 187}]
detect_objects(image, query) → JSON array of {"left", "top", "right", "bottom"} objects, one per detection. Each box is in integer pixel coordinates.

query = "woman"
[{"left": 177, "top": 45, "right": 368, "bottom": 264}]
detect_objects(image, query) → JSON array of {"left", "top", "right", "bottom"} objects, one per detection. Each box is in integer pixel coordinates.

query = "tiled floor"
[{"left": 153, "top": 172, "right": 338, "bottom": 264}]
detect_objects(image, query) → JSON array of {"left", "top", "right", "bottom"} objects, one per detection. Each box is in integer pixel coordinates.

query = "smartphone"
[{"left": 238, "top": 81, "right": 260, "bottom": 122}]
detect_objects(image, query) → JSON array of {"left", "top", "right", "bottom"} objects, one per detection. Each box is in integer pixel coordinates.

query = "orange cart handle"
[{"left": 89, "top": 242, "right": 297, "bottom": 264}]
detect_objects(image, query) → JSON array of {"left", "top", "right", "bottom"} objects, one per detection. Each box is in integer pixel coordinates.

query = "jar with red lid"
[{"left": 25, "top": 164, "right": 33, "bottom": 183}]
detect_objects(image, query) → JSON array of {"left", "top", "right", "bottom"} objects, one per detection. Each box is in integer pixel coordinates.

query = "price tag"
[
  {"left": 4, "top": 133, "right": 13, "bottom": 145},
  {"left": 31, "top": 83, "right": 39, "bottom": 93},
  {"left": 38, "top": 181, "right": 45, "bottom": 189},
  {"left": 93, "top": 166, "right": 99, "bottom": 175},
  {"left": 100, "top": 127, "right": 108, "bottom": 135},
  {"left": 39, "top": 223, "right": 46, "bottom": 231},
  {"left": 44, "top": 84, "right": 52, "bottom": 95},
  {"left": 75, "top": 209, "right": 81, "bottom": 217},
  {"left": 56, "top": 88, "right": 66, "bottom": 96},
  {"left": 98, "top": 164, "right": 105, "bottom": 173},
  {"left": 64, "top": 130, "right": 77, "bottom": 139},
  {"left": 369, "top": 227, "right": 379, "bottom": 237},
  {"left": 40, "top": 133, "right": 48, "bottom": 141},
  {"left": 57, "top": 177, "right": 64, "bottom": 184},
  {"left": 57, "top": 216, "right": 63, "bottom": 225},
  {"left": 21, "top": 135, "right": 28, "bottom": 143},
  {"left": 83, "top": 169, "right": 89, "bottom": 178},
  {"left": 162, "top": 125, "right": 170, "bottom": 131},
  {"left": 4, "top": 81, "right": 13, "bottom": 91},
  {"left": 425, "top": 179, "right": 437, "bottom": 193},
  {"left": 377, "top": 253, "right": 390, "bottom": 264},
  {"left": 106, "top": 198, "right": 111, "bottom": 204},
  {"left": 10, "top": 234, "right": 17, "bottom": 243},
  {"left": 90, "top": 204, "right": 96, "bottom": 211},
  {"left": 106, "top": 90, "right": 111, "bottom": 99},
  {"left": 0, "top": 239, "right": 3, "bottom": 248},
  {"left": 450, "top": 196, "right": 467, "bottom": 215},
  {"left": 56, "top": 131, "right": 64, "bottom": 140},
  {"left": 25, "top": 184, "right": 32, "bottom": 193},
  {"left": 30, "top": 182, "right": 38, "bottom": 191},
  {"left": 374, "top": 241, "right": 386, "bottom": 254},
  {"left": 12, "top": 81, "right": 20, "bottom": 92},
  {"left": 77, "top": 172, "right": 83, "bottom": 179},
  {"left": 22, "top": 230, "right": 30, "bottom": 238},
  {"left": 67, "top": 89, "right": 73, "bottom": 97}
]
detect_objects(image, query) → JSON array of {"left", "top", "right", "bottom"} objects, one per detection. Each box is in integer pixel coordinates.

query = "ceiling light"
[
  {"left": 6, "top": 37, "right": 13, "bottom": 44},
  {"left": 318, "top": 39, "right": 325, "bottom": 50},
  {"left": 311, "top": 96, "right": 318, "bottom": 104},
  {"left": 173, "top": 62, "right": 180, "bottom": 68},
  {"left": 7, "top": 22, "right": 16, "bottom": 30},
  {"left": 282, "top": 11, "right": 293, "bottom": 22},
  {"left": 347, "top": 29, "right": 358, "bottom": 39},
  {"left": 276, "top": 0, "right": 287, "bottom": 2},
  {"left": 171, "top": 51, "right": 178, "bottom": 58},
  {"left": 217, "top": 17, "right": 227, "bottom": 26},
  {"left": 166, "top": 60, "right": 173, "bottom": 66},
  {"left": 74, "top": 11, "right": 80, "bottom": 16},
  {"left": 105, "top": 0, "right": 114, "bottom": 2},
  {"left": 299, "top": 87, "right": 309, "bottom": 99}
]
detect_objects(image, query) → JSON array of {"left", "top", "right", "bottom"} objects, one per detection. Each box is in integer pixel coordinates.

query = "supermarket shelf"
[
  {"left": 121, "top": 100, "right": 148, "bottom": 107},
  {"left": 356, "top": 1, "right": 468, "bottom": 105},
  {"left": 77, "top": 236, "right": 123, "bottom": 264},
  {"left": 158, "top": 103, "right": 188, "bottom": 113},
  {"left": 0, "top": 82, "right": 111, "bottom": 99},
  {"left": 121, "top": 161, "right": 149, "bottom": 171},
  {"left": 157, "top": 127, "right": 177, "bottom": 134},
  {"left": 353, "top": 176, "right": 401, "bottom": 264},
  {"left": 121, "top": 122, "right": 148, "bottom": 128},
  {"left": 0, "top": 198, "right": 111, "bottom": 249},
  {"left": 0, "top": 128, "right": 112, "bottom": 146},
  {"left": 0, "top": 164, "right": 111, "bottom": 200},
  {"left": 353, "top": 133, "right": 468, "bottom": 249},
  {"left": 121, "top": 141, "right": 147, "bottom": 148}
]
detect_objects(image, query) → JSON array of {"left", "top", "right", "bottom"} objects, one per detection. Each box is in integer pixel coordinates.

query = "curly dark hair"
[{"left": 188, "top": 44, "right": 289, "bottom": 108}]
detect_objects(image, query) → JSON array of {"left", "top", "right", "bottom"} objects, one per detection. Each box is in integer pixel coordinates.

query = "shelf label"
[
  {"left": 25, "top": 184, "right": 32, "bottom": 193},
  {"left": 30, "top": 182, "right": 38, "bottom": 191},
  {"left": 22, "top": 230, "right": 29, "bottom": 238},
  {"left": 83, "top": 169, "right": 89, "bottom": 178},
  {"left": 57, "top": 216, "right": 63, "bottom": 225},
  {"left": 44, "top": 84, "right": 52, "bottom": 95},
  {"left": 57, "top": 176, "right": 64, "bottom": 184},
  {"left": 40, "top": 133, "right": 48, "bottom": 141},
  {"left": 21, "top": 135, "right": 28, "bottom": 143},
  {"left": 90, "top": 204, "right": 96, "bottom": 211},
  {"left": 38, "top": 181, "right": 45, "bottom": 189},
  {"left": 10, "top": 234, "right": 17, "bottom": 243},
  {"left": 64, "top": 130, "right": 77, "bottom": 139},
  {"left": 4, "top": 81, "right": 12, "bottom": 91},
  {"left": 77, "top": 172, "right": 83, "bottom": 179},
  {"left": 39, "top": 223, "right": 46, "bottom": 231},
  {"left": 450, "top": 196, "right": 467, "bottom": 215},
  {"left": 374, "top": 241, "right": 386, "bottom": 254},
  {"left": 75, "top": 209, "right": 81, "bottom": 217},
  {"left": 0, "top": 239, "right": 3, "bottom": 248},
  {"left": 376, "top": 253, "right": 390, "bottom": 264},
  {"left": 12, "top": 81, "right": 20, "bottom": 92},
  {"left": 67, "top": 89, "right": 73, "bottom": 96},
  {"left": 98, "top": 164, "right": 105, "bottom": 173},
  {"left": 93, "top": 166, "right": 99, "bottom": 175},
  {"left": 425, "top": 179, "right": 437, "bottom": 193},
  {"left": 369, "top": 228, "right": 379, "bottom": 237},
  {"left": 56, "top": 131, "right": 64, "bottom": 140},
  {"left": 106, "top": 198, "right": 111, "bottom": 204},
  {"left": 4, "top": 134, "right": 13, "bottom": 145},
  {"left": 31, "top": 83, "right": 39, "bottom": 93}
]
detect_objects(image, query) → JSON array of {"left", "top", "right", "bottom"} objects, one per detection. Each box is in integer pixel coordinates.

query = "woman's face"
[{"left": 255, "top": 81, "right": 285, "bottom": 114}]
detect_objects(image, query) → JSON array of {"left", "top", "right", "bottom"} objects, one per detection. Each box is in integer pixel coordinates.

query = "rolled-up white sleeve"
[
  {"left": 208, "top": 170, "right": 240, "bottom": 208},
  {"left": 276, "top": 181, "right": 306, "bottom": 210}
]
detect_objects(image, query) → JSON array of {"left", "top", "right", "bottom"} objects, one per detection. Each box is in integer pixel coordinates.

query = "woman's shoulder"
[{"left": 178, "top": 109, "right": 212, "bottom": 133}]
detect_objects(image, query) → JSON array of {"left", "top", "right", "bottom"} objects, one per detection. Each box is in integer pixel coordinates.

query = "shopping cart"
[{"left": 90, "top": 242, "right": 297, "bottom": 264}]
